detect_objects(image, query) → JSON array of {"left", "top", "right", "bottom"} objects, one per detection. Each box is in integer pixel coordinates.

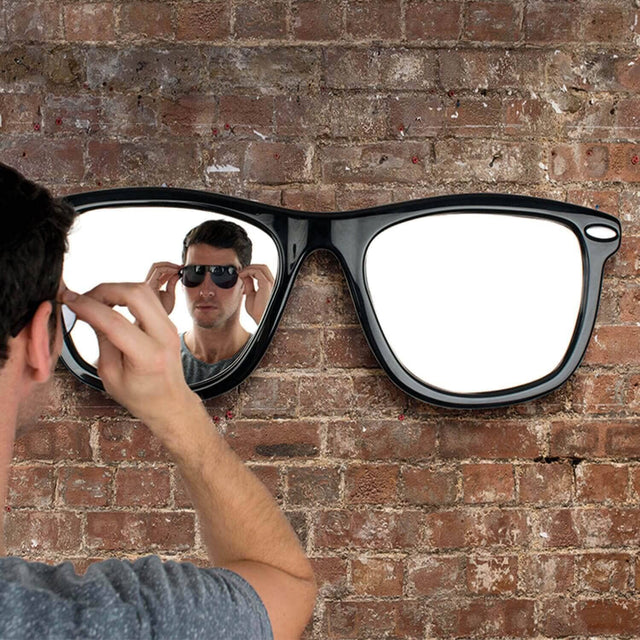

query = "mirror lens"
[
  {"left": 64, "top": 206, "right": 279, "bottom": 384},
  {"left": 364, "top": 213, "right": 584, "bottom": 394}
]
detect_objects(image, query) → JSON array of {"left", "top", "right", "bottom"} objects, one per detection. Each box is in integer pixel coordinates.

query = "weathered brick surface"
[{"left": 3, "top": 2, "right": 639, "bottom": 637}]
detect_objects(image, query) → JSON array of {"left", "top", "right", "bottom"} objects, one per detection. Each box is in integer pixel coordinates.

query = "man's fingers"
[{"left": 63, "top": 283, "right": 176, "bottom": 348}]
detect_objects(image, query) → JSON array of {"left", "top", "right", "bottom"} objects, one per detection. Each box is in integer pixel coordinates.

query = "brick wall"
[{"left": 2, "top": 1, "right": 640, "bottom": 637}]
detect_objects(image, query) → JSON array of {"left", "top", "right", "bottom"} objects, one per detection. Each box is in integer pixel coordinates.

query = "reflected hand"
[
  {"left": 145, "top": 261, "right": 181, "bottom": 315},
  {"left": 61, "top": 284, "right": 197, "bottom": 435},
  {"left": 239, "top": 264, "right": 274, "bottom": 325}
]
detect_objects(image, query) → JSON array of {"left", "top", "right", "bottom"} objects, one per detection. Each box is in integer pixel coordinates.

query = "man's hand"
[
  {"left": 145, "top": 262, "right": 182, "bottom": 316},
  {"left": 61, "top": 283, "right": 196, "bottom": 437},
  {"left": 239, "top": 264, "right": 274, "bottom": 325}
]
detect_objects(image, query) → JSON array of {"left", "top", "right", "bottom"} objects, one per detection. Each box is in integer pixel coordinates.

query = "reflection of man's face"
[{"left": 184, "top": 244, "right": 244, "bottom": 330}]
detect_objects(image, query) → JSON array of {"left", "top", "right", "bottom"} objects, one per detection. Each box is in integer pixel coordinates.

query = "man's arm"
[{"left": 62, "top": 283, "right": 316, "bottom": 640}]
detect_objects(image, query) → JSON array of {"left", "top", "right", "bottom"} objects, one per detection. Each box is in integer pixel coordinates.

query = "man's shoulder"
[{"left": 0, "top": 556, "right": 273, "bottom": 639}]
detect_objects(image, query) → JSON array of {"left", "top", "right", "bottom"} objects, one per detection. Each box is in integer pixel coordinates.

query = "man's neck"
[
  {"left": 0, "top": 370, "right": 21, "bottom": 556},
  {"left": 185, "top": 324, "right": 251, "bottom": 364}
]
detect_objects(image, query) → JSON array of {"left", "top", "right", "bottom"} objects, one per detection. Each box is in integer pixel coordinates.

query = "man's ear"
[{"left": 24, "top": 301, "right": 55, "bottom": 383}]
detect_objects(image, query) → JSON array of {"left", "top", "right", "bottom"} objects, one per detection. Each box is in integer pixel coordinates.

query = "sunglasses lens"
[
  {"left": 181, "top": 265, "right": 206, "bottom": 288},
  {"left": 365, "top": 213, "right": 584, "bottom": 395},
  {"left": 210, "top": 266, "right": 238, "bottom": 289}
]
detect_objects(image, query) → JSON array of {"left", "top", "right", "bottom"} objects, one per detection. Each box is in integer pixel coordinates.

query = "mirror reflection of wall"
[{"left": 63, "top": 206, "right": 279, "bottom": 385}]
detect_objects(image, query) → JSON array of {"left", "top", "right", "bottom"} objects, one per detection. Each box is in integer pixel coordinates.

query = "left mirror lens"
[
  {"left": 364, "top": 213, "right": 584, "bottom": 395},
  {"left": 63, "top": 205, "right": 279, "bottom": 387}
]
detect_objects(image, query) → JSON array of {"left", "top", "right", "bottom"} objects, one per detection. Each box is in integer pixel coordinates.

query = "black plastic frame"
[{"left": 61, "top": 188, "right": 621, "bottom": 409}]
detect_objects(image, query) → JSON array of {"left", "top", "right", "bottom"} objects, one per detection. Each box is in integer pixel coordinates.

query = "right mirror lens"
[{"left": 364, "top": 213, "right": 584, "bottom": 395}]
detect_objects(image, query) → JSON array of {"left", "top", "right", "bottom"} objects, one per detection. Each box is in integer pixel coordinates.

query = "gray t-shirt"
[
  {"left": 180, "top": 334, "right": 243, "bottom": 385},
  {"left": 0, "top": 555, "right": 273, "bottom": 639}
]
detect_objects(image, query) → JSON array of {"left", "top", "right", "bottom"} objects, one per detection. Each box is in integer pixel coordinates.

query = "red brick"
[
  {"left": 463, "top": 2, "right": 521, "bottom": 42},
  {"left": 64, "top": 3, "right": 115, "bottom": 42},
  {"left": 260, "top": 328, "right": 322, "bottom": 368},
  {"left": 439, "top": 49, "right": 544, "bottom": 91},
  {"left": 345, "top": 0, "right": 402, "bottom": 39},
  {"left": 86, "top": 512, "right": 195, "bottom": 551},
  {"left": 159, "top": 95, "right": 219, "bottom": 136},
  {"left": 583, "top": 5, "right": 632, "bottom": 44},
  {"left": 309, "top": 557, "right": 348, "bottom": 596},
  {"left": 299, "top": 375, "right": 354, "bottom": 415},
  {"left": 389, "top": 94, "right": 446, "bottom": 138},
  {"left": 315, "top": 509, "right": 423, "bottom": 551},
  {"left": 233, "top": 0, "right": 287, "bottom": 39},
  {"left": 13, "top": 421, "right": 92, "bottom": 462},
  {"left": 5, "top": 512, "right": 83, "bottom": 555},
  {"left": 605, "top": 422, "right": 640, "bottom": 457},
  {"left": 445, "top": 95, "right": 502, "bottom": 136},
  {"left": 346, "top": 464, "right": 399, "bottom": 504},
  {"left": 406, "top": 555, "right": 464, "bottom": 596},
  {"left": 519, "top": 554, "right": 574, "bottom": 594},
  {"left": 225, "top": 419, "right": 320, "bottom": 460},
  {"left": 584, "top": 326, "right": 640, "bottom": 366},
  {"left": 433, "top": 598, "right": 535, "bottom": 637},
  {"left": 550, "top": 420, "right": 607, "bottom": 457},
  {"left": 326, "top": 600, "right": 426, "bottom": 638},
  {"left": 402, "top": 467, "right": 458, "bottom": 506},
  {"left": 576, "top": 553, "right": 633, "bottom": 593},
  {"left": 378, "top": 48, "right": 438, "bottom": 90},
  {"left": 281, "top": 186, "right": 336, "bottom": 211},
  {"left": 114, "top": 467, "right": 171, "bottom": 507},
  {"left": 542, "top": 598, "right": 640, "bottom": 636},
  {"left": 274, "top": 95, "right": 323, "bottom": 138},
  {"left": 440, "top": 420, "right": 542, "bottom": 459},
  {"left": 293, "top": 0, "right": 342, "bottom": 40},
  {"left": 425, "top": 510, "right": 472, "bottom": 549},
  {"left": 352, "top": 557, "right": 403, "bottom": 596},
  {"left": 6, "top": 2, "right": 63, "bottom": 40},
  {"left": 98, "top": 420, "right": 171, "bottom": 463},
  {"left": 335, "top": 188, "right": 394, "bottom": 210},
  {"left": 59, "top": 466, "right": 113, "bottom": 507},
  {"left": 463, "top": 463, "right": 514, "bottom": 504},
  {"left": 287, "top": 466, "right": 341, "bottom": 506},
  {"left": 320, "top": 142, "right": 430, "bottom": 184},
  {"left": 628, "top": 375, "right": 640, "bottom": 410},
  {"left": 8, "top": 465, "right": 54, "bottom": 508},
  {"left": 119, "top": 2, "right": 173, "bottom": 39},
  {"left": 176, "top": 2, "right": 230, "bottom": 40},
  {"left": 576, "top": 463, "right": 628, "bottom": 503},
  {"left": 326, "top": 419, "right": 437, "bottom": 462},
  {"left": 620, "top": 284, "right": 640, "bottom": 322},
  {"left": 435, "top": 139, "right": 542, "bottom": 183},
  {"left": 405, "top": 1, "right": 461, "bottom": 41},
  {"left": 2, "top": 140, "right": 84, "bottom": 183},
  {"left": 352, "top": 374, "right": 408, "bottom": 416},
  {"left": 573, "top": 508, "right": 640, "bottom": 547},
  {"left": 519, "top": 463, "right": 573, "bottom": 505},
  {"left": 324, "top": 48, "right": 380, "bottom": 90},
  {"left": 524, "top": 1, "right": 580, "bottom": 43},
  {"left": 246, "top": 465, "right": 282, "bottom": 501},
  {"left": 323, "top": 95, "right": 388, "bottom": 140},
  {"left": 550, "top": 143, "right": 640, "bottom": 182},
  {"left": 0, "top": 93, "right": 42, "bottom": 133},
  {"left": 471, "top": 509, "right": 532, "bottom": 547},
  {"left": 237, "top": 376, "right": 298, "bottom": 418},
  {"left": 571, "top": 372, "right": 625, "bottom": 414},
  {"left": 611, "top": 236, "right": 640, "bottom": 278},
  {"left": 245, "top": 142, "right": 313, "bottom": 184},
  {"left": 467, "top": 555, "right": 518, "bottom": 594},
  {"left": 219, "top": 95, "right": 274, "bottom": 134},
  {"left": 536, "top": 509, "right": 579, "bottom": 549}
]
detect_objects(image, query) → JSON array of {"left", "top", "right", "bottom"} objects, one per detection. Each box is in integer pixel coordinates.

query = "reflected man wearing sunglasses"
[{"left": 146, "top": 220, "right": 274, "bottom": 384}]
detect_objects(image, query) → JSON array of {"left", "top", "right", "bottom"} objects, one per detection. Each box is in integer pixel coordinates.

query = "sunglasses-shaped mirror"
[{"left": 61, "top": 188, "right": 620, "bottom": 408}]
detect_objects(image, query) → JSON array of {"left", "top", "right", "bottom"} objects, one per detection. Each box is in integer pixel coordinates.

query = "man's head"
[
  {"left": 182, "top": 219, "right": 252, "bottom": 268},
  {"left": 180, "top": 220, "right": 253, "bottom": 331},
  {"left": 0, "top": 163, "right": 75, "bottom": 369}
]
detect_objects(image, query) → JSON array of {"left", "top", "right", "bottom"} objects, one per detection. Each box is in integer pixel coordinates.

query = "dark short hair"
[
  {"left": 182, "top": 219, "right": 252, "bottom": 268},
  {"left": 0, "top": 163, "right": 76, "bottom": 367}
]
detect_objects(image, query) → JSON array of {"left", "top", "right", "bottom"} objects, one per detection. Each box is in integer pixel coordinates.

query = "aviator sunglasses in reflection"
[{"left": 179, "top": 264, "right": 239, "bottom": 289}]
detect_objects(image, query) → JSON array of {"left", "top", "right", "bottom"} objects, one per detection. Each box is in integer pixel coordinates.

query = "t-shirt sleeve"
[{"left": 0, "top": 555, "right": 273, "bottom": 639}]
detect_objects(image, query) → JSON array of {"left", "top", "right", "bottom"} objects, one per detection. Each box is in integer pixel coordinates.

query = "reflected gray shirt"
[
  {"left": 0, "top": 555, "right": 272, "bottom": 639},
  {"left": 180, "top": 334, "right": 242, "bottom": 385}
]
